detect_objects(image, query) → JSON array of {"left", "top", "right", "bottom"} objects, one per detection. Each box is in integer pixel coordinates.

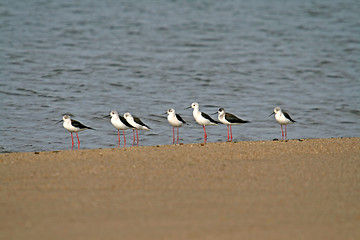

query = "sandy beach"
[{"left": 1, "top": 138, "right": 359, "bottom": 240}]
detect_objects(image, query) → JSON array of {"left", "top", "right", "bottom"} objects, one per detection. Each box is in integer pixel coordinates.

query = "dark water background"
[{"left": 1, "top": 0, "right": 359, "bottom": 152}]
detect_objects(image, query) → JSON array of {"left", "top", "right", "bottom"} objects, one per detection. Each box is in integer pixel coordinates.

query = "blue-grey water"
[{"left": 1, "top": 0, "right": 359, "bottom": 153}]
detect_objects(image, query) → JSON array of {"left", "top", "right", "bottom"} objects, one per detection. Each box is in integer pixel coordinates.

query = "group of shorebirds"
[{"left": 57, "top": 102, "right": 296, "bottom": 150}]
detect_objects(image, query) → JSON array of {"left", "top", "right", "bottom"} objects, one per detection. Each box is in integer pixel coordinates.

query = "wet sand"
[{"left": 1, "top": 138, "right": 359, "bottom": 240}]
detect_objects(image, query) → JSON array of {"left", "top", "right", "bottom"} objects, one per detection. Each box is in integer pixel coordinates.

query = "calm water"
[{"left": 1, "top": 0, "right": 359, "bottom": 152}]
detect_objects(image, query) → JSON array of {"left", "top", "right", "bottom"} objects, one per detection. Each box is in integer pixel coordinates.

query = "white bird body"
[
  {"left": 62, "top": 115, "right": 93, "bottom": 132},
  {"left": 273, "top": 107, "right": 295, "bottom": 125},
  {"left": 123, "top": 112, "right": 150, "bottom": 146},
  {"left": 190, "top": 102, "right": 218, "bottom": 126},
  {"left": 110, "top": 111, "right": 133, "bottom": 130},
  {"left": 270, "top": 107, "right": 296, "bottom": 140},
  {"left": 217, "top": 108, "right": 248, "bottom": 125},
  {"left": 58, "top": 115, "right": 93, "bottom": 150},
  {"left": 167, "top": 108, "right": 186, "bottom": 127},
  {"left": 63, "top": 119, "right": 81, "bottom": 132},
  {"left": 187, "top": 102, "right": 218, "bottom": 143},
  {"left": 108, "top": 110, "right": 134, "bottom": 148},
  {"left": 166, "top": 108, "right": 186, "bottom": 144},
  {"left": 216, "top": 108, "right": 248, "bottom": 142},
  {"left": 124, "top": 113, "right": 150, "bottom": 131}
]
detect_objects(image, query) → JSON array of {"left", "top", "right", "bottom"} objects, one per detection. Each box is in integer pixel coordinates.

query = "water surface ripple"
[{"left": 1, "top": 0, "right": 359, "bottom": 152}]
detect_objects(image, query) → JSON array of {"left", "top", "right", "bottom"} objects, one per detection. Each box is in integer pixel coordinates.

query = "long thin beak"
[
  {"left": 185, "top": 106, "right": 191, "bottom": 110},
  {"left": 268, "top": 112, "right": 275, "bottom": 117},
  {"left": 211, "top": 112, "right": 218, "bottom": 115},
  {"left": 103, "top": 115, "right": 110, "bottom": 119},
  {"left": 56, "top": 120, "right": 62, "bottom": 124}
]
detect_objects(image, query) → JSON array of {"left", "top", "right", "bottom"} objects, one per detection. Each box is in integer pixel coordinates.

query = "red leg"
[
  {"left": 281, "top": 125, "right": 284, "bottom": 140},
  {"left": 285, "top": 125, "right": 287, "bottom": 140},
  {"left": 173, "top": 127, "right": 175, "bottom": 144},
  {"left": 136, "top": 129, "right": 139, "bottom": 146},
  {"left": 230, "top": 125, "right": 233, "bottom": 142},
  {"left": 76, "top": 132, "right": 80, "bottom": 150},
  {"left": 177, "top": 127, "right": 179, "bottom": 144},
  {"left": 117, "top": 130, "right": 120, "bottom": 148},
  {"left": 227, "top": 125, "right": 230, "bottom": 142},
  {"left": 203, "top": 125, "right": 207, "bottom": 143},
  {"left": 71, "top": 132, "right": 74, "bottom": 150},
  {"left": 123, "top": 130, "right": 126, "bottom": 148},
  {"left": 132, "top": 130, "right": 135, "bottom": 146}
]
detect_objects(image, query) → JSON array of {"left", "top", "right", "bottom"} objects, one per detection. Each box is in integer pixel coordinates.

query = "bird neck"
[
  {"left": 193, "top": 107, "right": 200, "bottom": 116},
  {"left": 219, "top": 112, "right": 225, "bottom": 120}
]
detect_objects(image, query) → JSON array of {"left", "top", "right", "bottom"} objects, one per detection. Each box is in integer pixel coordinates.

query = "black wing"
[
  {"left": 134, "top": 117, "right": 151, "bottom": 129},
  {"left": 175, "top": 113, "right": 186, "bottom": 124},
  {"left": 225, "top": 112, "right": 249, "bottom": 123},
  {"left": 283, "top": 111, "right": 296, "bottom": 123},
  {"left": 201, "top": 112, "right": 219, "bottom": 124},
  {"left": 120, "top": 116, "right": 135, "bottom": 128},
  {"left": 71, "top": 119, "right": 94, "bottom": 130}
]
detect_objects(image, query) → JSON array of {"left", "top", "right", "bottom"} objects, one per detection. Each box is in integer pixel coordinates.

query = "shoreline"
[
  {"left": 1, "top": 136, "right": 358, "bottom": 155},
  {"left": 1, "top": 137, "right": 359, "bottom": 240}
]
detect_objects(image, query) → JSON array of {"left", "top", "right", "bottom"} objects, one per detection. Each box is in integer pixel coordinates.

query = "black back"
[
  {"left": 120, "top": 116, "right": 135, "bottom": 128},
  {"left": 201, "top": 112, "right": 219, "bottom": 124},
  {"left": 134, "top": 116, "right": 151, "bottom": 129},
  {"left": 71, "top": 119, "right": 94, "bottom": 130},
  {"left": 283, "top": 111, "right": 296, "bottom": 122},
  {"left": 225, "top": 112, "right": 248, "bottom": 124},
  {"left": 176, "top": 113, "right": 186, "bottom": 124}
]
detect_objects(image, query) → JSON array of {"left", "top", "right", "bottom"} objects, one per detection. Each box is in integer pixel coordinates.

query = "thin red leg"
[
  {"left": 281, "top": 125, "right": 284, "bottom": 140},
  {"left": 132, "top": 130, "right": 135, "bottom": 146},
  {"left": 123, "top": 130, "right": 126, "bottom": 148},
  {"left": 71, "top": 132, "right": 74, "bottom": 150},
  {"left": 136, "top": 129, "right": 139, "bottom": 146},
  {"left": 230, "top": 125, "right": 233, "bottom": 142},
  {"left": 177, "top": 127, "right": 179, "bottom": 144},
  {"left": 285, "top": 125, "right": 287, "bottom": 140},
  {"left": 227, "top": 125, "right": 230, "bottom": 142},
  {"left": 76, "top": 132, "right": 80, "bottom": 150},
  {"left": 203, "top": 125, "right": 207, "bottom": 143},
  {"left": 172, "top": 127, "right": 175, "bottom": 144},
  {"left": 117, "top": 130, "right": 120, "bottom": 148}
]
